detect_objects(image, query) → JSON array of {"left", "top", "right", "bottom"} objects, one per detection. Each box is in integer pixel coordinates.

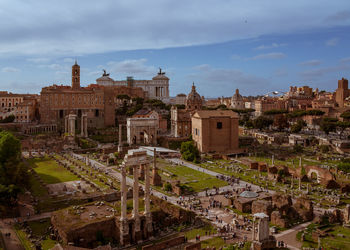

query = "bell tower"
[{"left": 72, "top": 60, "right": 80, "bottom": 89}]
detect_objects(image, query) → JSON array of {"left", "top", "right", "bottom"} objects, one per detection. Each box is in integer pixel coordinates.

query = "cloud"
[
  {"left": 254, "top": 43, "right": 287, "bottom": 50},
  {"left": 26, "top": 57, "right": 50, "bottom": 63},
  {"left": 273, "top": 68, "right": 288, "bottom": 77},
  {"left": 230, "top": 54, "right": 241, "bottom": 60},
  {"left": 340, "top": 57, "right": 350, "bottom": 64},
  {"left": 326, "top": 38, "right": 339, "bottom": 46},
  {"left": 300, "top": 64, "right": 350, "bottom": 80},
  {"left": 299, "top": 59, "right": 322, "bottom": 66},
  {"left": 251, "top": 52, "right": 286, "bottom": 60},
  {"left": 63, "top": 58, "right": 75, "bottom": 63},
  {"left": 106, "top": 58, "right": 157, "bottom": 77},
  {"left": 188, "top": 64, "right": 271, "bottom": 96},
  {"left": 1, "top": 67, "right": 20, "bottom": 73},
  {"left": 0, "top": 1, "right": 349, "bottom": 56},
  {"left": 326, "top": 11, "right": 350, "bottom": 22}
]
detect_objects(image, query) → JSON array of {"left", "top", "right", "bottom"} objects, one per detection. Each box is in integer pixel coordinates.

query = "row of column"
[
  {"left": 64, "top": 113, "right": 88, "bottom": 137},
  {"left": 120, "top": 162, "right": 152, "bottom": 245}
]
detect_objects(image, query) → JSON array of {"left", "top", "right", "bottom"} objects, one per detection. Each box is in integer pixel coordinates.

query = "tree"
[
  {"left": 273, "top": 114, "right": 289, "bottom": 131},
  {"left": 252, "top": 116, "right": 273, "bottom": 131},
  {"left": 336, "top": 121, "right": 350, "bottom": 136},
  {"left": 291, "top": 120, "right": 306, "bottom": 133},
  {"left": 0, "top": 115, "right": 15, "bottom": 123},
  {"left": 340, "top": 111, "right": 350, "bottom": 120},
  {"left": 180, "top": 141, "right": 200, "bottom": 163},
  {"left": 0, "top": 131, "right": 28, "bottom": 206},
  {"left": 320, "top": 118, "right": 337, "bottom": 134},
  {"left": 263, "top": 109, "right": 288, "bottom": 115}
]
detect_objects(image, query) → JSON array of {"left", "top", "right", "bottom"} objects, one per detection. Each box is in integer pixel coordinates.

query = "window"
[{"left": 217, "top": 122, "right": 222, "bottom": 129}]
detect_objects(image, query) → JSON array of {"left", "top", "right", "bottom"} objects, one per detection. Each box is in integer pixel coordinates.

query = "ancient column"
[
  {"left": 84, "top": 115, "right": 88, "bottom": 137},
  {"left": 118, "top": 124, "right": 123, "bottom": 152},
  {"left": 81, "top": 114, "right": 84, "bottom": 137},
  {"left": 133, "top": 165, "right": 141, "bottom": 242},
  {"left": 299, "top": 176, "right": 301, "bottom": 191},
  {"left": 272, "top": 155, "right": 274, "bottom": 166},
  {"left": 65, "top": 116, "right": 68, "bottom": 133},
  {"left": 120, "top": 164, "right": 129, "bottom": 245},
  {"left": 144, "top": 163, "right": 152, "bottom": 237}
]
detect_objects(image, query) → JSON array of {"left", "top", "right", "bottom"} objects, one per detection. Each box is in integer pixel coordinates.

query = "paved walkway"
[
  {"left": 0, "top": 219, "right": 24, "bottom": 250},
  {"left": 274, "top": 221, "right": 311, "bottom": 250}
]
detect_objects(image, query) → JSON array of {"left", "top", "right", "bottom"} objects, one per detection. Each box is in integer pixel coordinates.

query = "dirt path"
[
  {"left": 274, "top": 221, "right": 311, "bottom": 250},
  {"left": 0, "top": 219, "right": 24, "bottom": 250}
]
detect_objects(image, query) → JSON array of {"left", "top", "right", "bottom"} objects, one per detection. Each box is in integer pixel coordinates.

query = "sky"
[{"left": 0, "top": 0, "right": 350, "bottom": 97}]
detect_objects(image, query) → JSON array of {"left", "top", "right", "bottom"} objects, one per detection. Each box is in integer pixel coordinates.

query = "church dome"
[
  {"left": 232, "top": 89, "right": 243, "bottom": 101},
  {"left": 187, "top": 83, "right": 201, "bottom": 101}
]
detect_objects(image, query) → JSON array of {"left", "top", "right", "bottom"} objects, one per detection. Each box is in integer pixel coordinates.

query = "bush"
[
  {"left": 293, "top": 144, "right": 303, "bottom": 153},
  {"left": 180, "top": 141, "right": 200, "bottom": 163},
  {"left": 0, "top": 115, "right": 15, "bottom": 123},
  {"left": 163, "top": 182, "right": 172, "bottom": 192},
  {"left": 320, "top": 145, "right": 329, "bottom": 153}
]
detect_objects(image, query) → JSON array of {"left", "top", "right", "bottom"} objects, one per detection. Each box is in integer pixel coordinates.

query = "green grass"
[
  {"left": 29, "top": 175, "right": 48, "bottom": 197},
  {"left": 158, "top": 161, "right": 227, "bottom": 192},
  {"left": 14, "top": 225, "right": 33, "bottom": 250},
  {"left": 201, "top": 237, "right": 228, "bottom": 249},
  {"left": 14, "top": 219, "right": 58, "bottom": 250},
  {"left": 184, "top": 224, "right": 216, "bottom": 240},
  {"left": 29, "top": 157, "right": 78, "bottom": 184}
]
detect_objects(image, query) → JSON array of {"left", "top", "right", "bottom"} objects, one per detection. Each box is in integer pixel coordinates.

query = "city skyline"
[{"left": 0, "top": 0, "right": 350, "bottom": 96}]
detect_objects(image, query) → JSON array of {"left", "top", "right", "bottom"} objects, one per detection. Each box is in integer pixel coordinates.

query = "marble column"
[
  {"left": 118, "top": 124, "right": 123, "bottom": 152},
  {"left": 133, "top": 165, "right": 141, "bottom": 242},
  {"left": 144, "top": 163, "right": 152, "bottom": 236},
  {"left": 65, "top": 116, "right": 68, "bottom": 133},
  {"left": 120, "top": 164, "right": 129, "bottom": 245}
]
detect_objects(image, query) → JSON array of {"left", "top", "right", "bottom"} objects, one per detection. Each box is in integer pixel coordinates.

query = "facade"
[
  {"left": 254, "top": 98, "right": 286, "bottom": 116},
  {"left": 191, "top": 110, "right": 239, "bottom": 154},
  {"left": 127, "top": 110, "right": 159, "bottom": 145},
  {"left": 96, "top": 68, "right": 169, "bottom": 102},
  {"left": 0, "top": 91, "right": 38, "bottom": 122},
  {"left": 40, "top": 62, "right": 146, "bottom": 132},
  {"left": 171, "top": 83, "right": 202, "bottom": 138},
  {"left": 335, "top": 78, "right": 349, "bottom": 108},
  {"left": 231, "top": 89, "right": 245, "bottom": 109}
]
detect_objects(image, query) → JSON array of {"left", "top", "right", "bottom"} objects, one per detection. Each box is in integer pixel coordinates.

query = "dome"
[
  {"left": 239, "top": 191, "right": 258, "bottom": 198},
  {"left": 187, "top": 83, "right": 201, "bottom": 101},
  {"left": 232, "top": 89, "right": 243, "bottom": 101}
]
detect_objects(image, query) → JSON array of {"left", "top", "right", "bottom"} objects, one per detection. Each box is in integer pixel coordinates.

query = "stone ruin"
[{"left": 251, "top": 213, "right": 276, "bottom": 250}]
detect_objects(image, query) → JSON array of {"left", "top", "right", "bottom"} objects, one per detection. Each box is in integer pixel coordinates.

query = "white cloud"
[
  {"left": 230, "top": 54, "right": 241, "bottom": 60},
  {"left": 63, "top": 58, "right": 75, "bottom": 63},
  {"left": 0, "top": 1, "right": 349, "bottom": 56},
  {"left": 299, "top": 59, "right": 322, "bottom": 66},
  {"left": 254, "top": 43, "right": 287, "bottom": 50},
  {"left": 340, "top": 57, "right": 350, "bottom": 64},
  {"left": 326, "top": 38, "right": 339, "bottom": 46},
  {"left": 251, "top": 52, "right": 286, "bottom": 60},
  {"left": 300, "top": 64, "right": 350, "bottom": 80},
  {"left": 188, "top": 64, "right": 271, "bottom": 96},
  {"left": 1, "top": 67, "right": 20, "bottom": 73},
  {"left": 26, "top": 57, "right": 50, "bottom": 63},
  {"left": 106, "top": 58, "right": 157, "bottom": 77}
]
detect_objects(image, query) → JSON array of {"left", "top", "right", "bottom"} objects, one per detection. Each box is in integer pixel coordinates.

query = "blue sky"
[{"left": 0, "top": 0, "right": 350, "bottom": 97}]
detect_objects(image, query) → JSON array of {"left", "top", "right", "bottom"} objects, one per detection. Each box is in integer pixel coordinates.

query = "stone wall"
[
  {"left": 142, "top": 236, "right": 185, "bottom": 250},
  {"left": 252, "top": 200, "right": 272, "bottom": 217}
]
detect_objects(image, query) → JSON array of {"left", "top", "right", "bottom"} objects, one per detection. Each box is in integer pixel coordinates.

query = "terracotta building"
[
  {"left": 40, "top": 62, "right": 146, "bottom": 132},
  {"left": 335, "top": 78, "right": 349, "bottom": 108},
  {"left": 0, "top": 91, "right": 38, "bottom": 122},
  {"left": 171, "top": 83, "right": 203, "bottom": 138},
  {"left": 191, "top": 110, "right": 239, "bottom": 154}
]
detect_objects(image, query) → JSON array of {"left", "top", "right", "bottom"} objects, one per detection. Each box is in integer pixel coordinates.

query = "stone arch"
[{"left": 307, "top": 169, "right": 320, "bottom": 183}]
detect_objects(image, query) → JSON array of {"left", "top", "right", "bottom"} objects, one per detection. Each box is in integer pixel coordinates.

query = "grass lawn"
[
  {"left": 15, "top": 219, "right": 58, "bottom": 250},
  {"left": 157, "top": 160, "right": 227, "bottom": 192},
  {"left": 201, "top": 237, "right": 228, "bottom": 249},
  {"left": 29, "top": 157, "right": 78, "bottom": 184},
  {"left": 184, "top": 224, "right": 216, "bottom": 240}
]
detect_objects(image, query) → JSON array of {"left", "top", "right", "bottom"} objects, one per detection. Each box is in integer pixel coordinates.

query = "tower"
[
  {"left": 335, "top": 78, "right": 349, "bottom": 107},
  {"left": 72, "top": 61, "right": 80, "bottom": 89}
]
